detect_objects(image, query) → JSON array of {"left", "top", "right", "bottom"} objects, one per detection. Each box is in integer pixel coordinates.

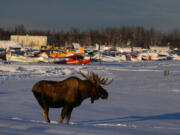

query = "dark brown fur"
[{"left": 32, "top": 73, "right": 111, "bottom": 124}]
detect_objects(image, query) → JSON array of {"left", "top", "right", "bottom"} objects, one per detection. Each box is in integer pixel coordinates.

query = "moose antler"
[
  {"left": 79, "top": 71, "right": 91, "bottom": 80},
  {"left": 79, "top": 71, "right": 113, "bottom": 85},
  {"left": 99, "top": 77, "right": 113, "bottom": 85}
]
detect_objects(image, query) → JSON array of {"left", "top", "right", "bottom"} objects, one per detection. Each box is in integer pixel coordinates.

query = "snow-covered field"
[{"left": 0, "top": 61, "right": 180, "bottom": 135}]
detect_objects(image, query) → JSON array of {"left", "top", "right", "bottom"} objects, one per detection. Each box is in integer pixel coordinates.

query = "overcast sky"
[{"left": 0, "top": 0, "right": 180, "bottom": 32}]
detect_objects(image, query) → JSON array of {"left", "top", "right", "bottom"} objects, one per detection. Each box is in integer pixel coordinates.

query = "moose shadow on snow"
[
  {"left": 0, "top": 92, "right": 8, "bottom": 95},
  {"left": 77, "top": 113, "right": 180, "bottom": 125}
]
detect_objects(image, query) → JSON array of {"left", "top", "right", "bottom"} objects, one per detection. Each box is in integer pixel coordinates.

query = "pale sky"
[{"left": 0, "top": 0, "right": 180, "bottom": 32}]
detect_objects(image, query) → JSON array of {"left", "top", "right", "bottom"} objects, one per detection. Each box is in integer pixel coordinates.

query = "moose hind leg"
[
  {"left": 33, "top": 92, "right": 50, "bottom": 123},
  {"left": 42, "top": 107, "right": 50, "bottom": 123}
]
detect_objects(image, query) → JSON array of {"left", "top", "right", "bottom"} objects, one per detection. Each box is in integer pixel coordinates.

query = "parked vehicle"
[
  {"left": 54, "top": 54, "right": 91, "bottom": 65},
  {"left": 6, "top": 52, "right": 54, "bottom": 63}
]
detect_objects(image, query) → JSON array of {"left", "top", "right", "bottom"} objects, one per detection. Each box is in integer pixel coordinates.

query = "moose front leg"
[
  {"left": 58, "top": 105, "right": 73, "bottom": 124},
  {"left": 65, "top": 107, "right": 73, "bottom": 124},
  {"left": 58, "top": 105, "right": 69, "bottom": 124}
]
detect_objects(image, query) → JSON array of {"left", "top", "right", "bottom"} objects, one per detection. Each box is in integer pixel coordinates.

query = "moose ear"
[
  {"left": 89, "top": 76, "right": 99, "bottom": 87},
  {"left": 89, "top": 76, "right": 95, "bottom": 83}
]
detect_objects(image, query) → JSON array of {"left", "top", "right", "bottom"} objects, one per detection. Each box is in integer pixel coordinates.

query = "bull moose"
[{"left": 32, "top": 71, "right": 112, "bottom": 124}]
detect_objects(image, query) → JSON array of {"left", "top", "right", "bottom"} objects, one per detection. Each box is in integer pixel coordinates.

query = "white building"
[{"left": 10, "top": 35, "right": 47, "bottom": 48}]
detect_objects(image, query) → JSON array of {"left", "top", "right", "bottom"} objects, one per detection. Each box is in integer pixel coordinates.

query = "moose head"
[{"left": 79, "top": 71, "right": 112, "bottom": 103}]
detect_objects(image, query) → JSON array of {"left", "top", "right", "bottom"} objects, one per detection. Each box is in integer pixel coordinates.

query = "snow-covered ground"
[{"left": 0, "top": 61, "right": 180, "bottom": 135}]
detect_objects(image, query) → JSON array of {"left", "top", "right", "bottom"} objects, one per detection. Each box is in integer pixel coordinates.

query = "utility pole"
[{"left": 98, "top": 44, "right": 101, "bottom": 64}]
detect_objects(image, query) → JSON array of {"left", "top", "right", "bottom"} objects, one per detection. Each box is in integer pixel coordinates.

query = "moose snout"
[{"left": 100, "top": 90, "right": 108, "bottom": 99}]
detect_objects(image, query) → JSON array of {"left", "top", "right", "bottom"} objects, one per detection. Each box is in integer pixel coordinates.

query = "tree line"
[{"left": 0, "top": 24, "right": 180, "bottom": 49}]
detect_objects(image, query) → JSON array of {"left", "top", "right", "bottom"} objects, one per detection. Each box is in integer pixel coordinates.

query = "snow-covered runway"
[{"left": 0, "top": 61, "right": 180, "bottom": 135}]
